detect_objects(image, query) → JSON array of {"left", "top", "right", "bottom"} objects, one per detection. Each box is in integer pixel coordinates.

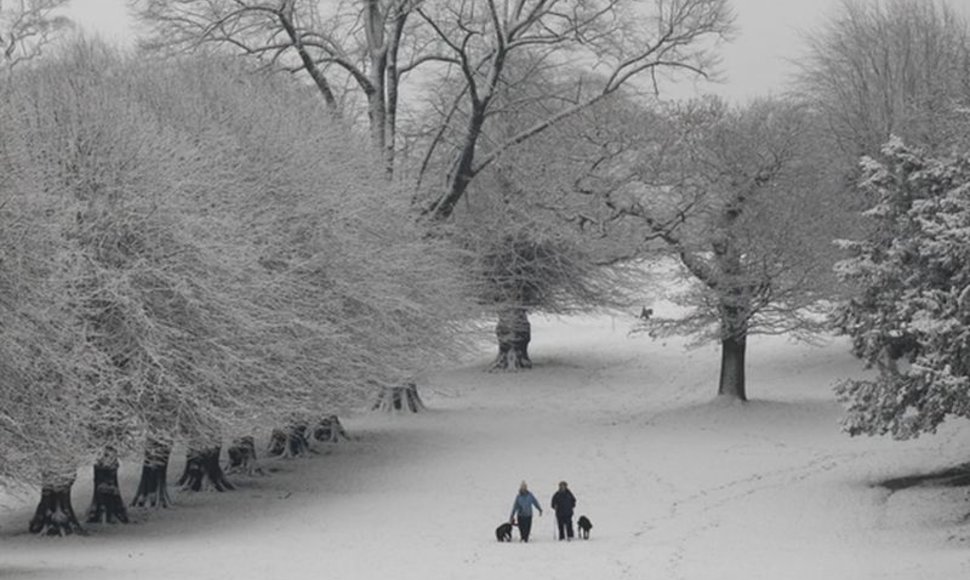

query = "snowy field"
[{"left": 3, "top": 311, "right": 970, "bottom": 579}]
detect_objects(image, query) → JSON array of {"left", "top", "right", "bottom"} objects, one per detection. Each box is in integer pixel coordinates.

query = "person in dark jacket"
[
  {"left": 551, "top": 480, "right": 577, "bottom": 541},
  {"left": 510, "top": 481, "right": 543, "bottom": 542}
]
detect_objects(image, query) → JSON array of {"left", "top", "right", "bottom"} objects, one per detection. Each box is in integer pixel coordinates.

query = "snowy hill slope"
[{"left": 2, "top": 313, "right": 970, "bottom": 579}]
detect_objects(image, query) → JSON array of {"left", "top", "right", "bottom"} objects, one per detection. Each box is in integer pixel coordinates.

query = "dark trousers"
[
  {"left": 517, "top": 515, "right": 533, "bottom": 542},
  {"left": 556, "top": 513, "right": 574, "bottom": 540}
]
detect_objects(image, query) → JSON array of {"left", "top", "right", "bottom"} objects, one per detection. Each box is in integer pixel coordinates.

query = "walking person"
[
  {"left": 510, "top": 481, "right": 542, "bottom": 542},
  {"left": 551, "top": 480, "right": 576, "bottom": 541}
]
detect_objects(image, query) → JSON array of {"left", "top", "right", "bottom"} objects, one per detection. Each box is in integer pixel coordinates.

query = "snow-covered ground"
[{"left": 3, "top": 311, "right": 970, "bottom": 579}]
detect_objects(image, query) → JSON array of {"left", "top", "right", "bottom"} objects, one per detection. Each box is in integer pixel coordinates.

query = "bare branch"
[
  {"left": 0, "top": 0, "right": 72, "bottom": 72},
  {"left": 419, "top": 0, "right": 735, "bottom": 220}
]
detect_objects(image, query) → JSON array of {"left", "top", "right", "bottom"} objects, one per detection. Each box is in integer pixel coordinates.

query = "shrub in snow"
[{"left": 834, "top": 136, "right": 970, "bottom": 438}]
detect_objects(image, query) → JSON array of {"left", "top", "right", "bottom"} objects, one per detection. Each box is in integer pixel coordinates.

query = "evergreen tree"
[{"left": 834, "top": 136, "right": 970, "bottom": 438}]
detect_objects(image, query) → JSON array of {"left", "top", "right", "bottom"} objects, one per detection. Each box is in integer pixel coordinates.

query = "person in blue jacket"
[{"left": 510, "top": 481, "right": 543, "bottom": 542}]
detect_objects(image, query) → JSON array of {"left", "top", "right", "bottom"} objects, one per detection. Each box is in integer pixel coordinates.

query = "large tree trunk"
[
  {"left": 29, "top": 472, "right": 84, "bottom": 536},
  {"left": 718, "top": 333, "right": 747, "bottom": 401},
  {"left": 85, "top": 447, "right": 129, "bottom": 524},
  {"left": 178, "top": 446, "right": 234, "bottom": 492},
  {"left": 313, "top": 415, "right": 350, "bottom": 442},
  {"left": 131, "top": 438, "right": 173, "bottom": 508},
  {"left": 267, "top": 424, "right": 311, "bottom": 457},
  {"left": 225, "top": 436, "right": 263, "bottom": 476},
  {"left": 491, "top": 307, "right": 532, "bottom": 371},
  {"left": 712, "top": 226, "right": 749, "bottom": 401}
]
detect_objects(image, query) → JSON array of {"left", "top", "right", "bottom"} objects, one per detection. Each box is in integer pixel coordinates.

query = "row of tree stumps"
[
  {"left": 28, "top": 370, "right": 506, "bottom": 536},
  {"left": 31, "top": 302, "right": 530, "bottom": 538},
  {"left": 26, "top": 415, "right": 351, "bottom": 537}
]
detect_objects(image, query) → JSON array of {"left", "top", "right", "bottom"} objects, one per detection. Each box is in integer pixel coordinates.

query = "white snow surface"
[{"left": 3, "top": 311, "right": 970, "bottom": 579}]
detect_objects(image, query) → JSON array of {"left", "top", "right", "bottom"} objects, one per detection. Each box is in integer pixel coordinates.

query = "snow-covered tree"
[
  {"left": 424, "top": 61, "right": 642, "bottom": 371},
  {"left": 633, "top": 98, "right": 846, "bottom": 400},
  {"left": 454, "top": 194, "right": 633, "bottom": 370},
  {"left": 1, "top": 41, "right": 124, "bottom": 534},
  {"left": 0, "top": 39, "right": 475, "bottom": 532},
  {"left": 561, "top": 96, "right": 848, "bottom": 401},
  {"left": 833, "top": 137, "right": 970, "bottom": 438}
]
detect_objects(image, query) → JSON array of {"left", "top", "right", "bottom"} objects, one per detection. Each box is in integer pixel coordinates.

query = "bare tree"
[
  {"left": 795, "top": 0, "right": 970, "bottom": 157},
  {"left": 0, "top": 0, "right": 72, "bottom": 72},
  {"left": 134, "top": 0, "right": 442, "bottom": 176},
  {"left": 135, "top": 0, "right": 733, "bottom": 198},
  {"left": 458, "top": 201, "right": 633, "bottom": 370},
  {"left": 423, "top": 63, "right": 644, "bottom": 371},
  {"left": 414, "top": 0, "right": 734, "bottom": 221},
  {"left": 135, "top": 0, "right": 337, "bottom": 107}
]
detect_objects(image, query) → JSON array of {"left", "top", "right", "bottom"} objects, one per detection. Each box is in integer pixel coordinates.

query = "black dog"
[
  {"left": 577, "top": 516, "right": 593, "bottom": 540},
  {"left": 495, "top": 522, "right": 513, "bottom": 542}
]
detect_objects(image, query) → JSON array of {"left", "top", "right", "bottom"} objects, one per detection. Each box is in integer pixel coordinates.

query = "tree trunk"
[
  {"left": 29, "top": 472, "right": 84, "bottom": 536},
  {"left": 131, "top": 438, "right": 173, "bottom": 508},
  {"left": 277, "top": 3, "right": 338, "bottom": 110},
  {"left": 426, "top": 102, "right": 489, "bottom": 220},
  {"left": 491, "top": 307, "right": 532, "bottom": 371},
  {"left": 85, "top": 447, "right": 129, "bottom": 524},
  {"left": 372, "top": 383, "right": 425, "bottom": 413},
  {"left": 718, "top": 333, "right": 747, "bottom": 401},
  {"left": 313, "top": 415, "right": 350, "bottom": 443},
  {"left": 225, "top": 436, "right": 263, "bottom": 476},
  {"left": 178, "top": 446, "right": 234, "bottom": 492},
  {"left": 267, "top": 424, "right": 311, "bottom": 457},
  {"left": 712, "top": 227, "right": 749, "bottom": 401}
]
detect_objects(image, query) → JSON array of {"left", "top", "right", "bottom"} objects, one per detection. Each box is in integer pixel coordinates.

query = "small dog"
[
  {"left": 577, "top": 515, "right": 593, "bottom": 540},
  {"left": 495, "top": 521, "right": 513, "bottom": 542}
]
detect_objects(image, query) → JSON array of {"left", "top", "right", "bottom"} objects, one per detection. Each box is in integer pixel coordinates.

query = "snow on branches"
[
  {"left": 0, "top": 41, "right": 473, "bottom": 488},
  {"left": 834, "top": 136, "right": 970, "bottom": 439}
]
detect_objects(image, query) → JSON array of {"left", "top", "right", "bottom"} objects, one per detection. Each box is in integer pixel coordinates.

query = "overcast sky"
[{"left": 62, "top": 0, "right": 959, "bottom": 103}]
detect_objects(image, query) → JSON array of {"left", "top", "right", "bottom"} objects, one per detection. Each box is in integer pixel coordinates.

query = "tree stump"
[
  {"left": 267, "top": 424, "right": 311, "bottom": 458},
  {"left": 313, "top": 415, "right": 350, "bottom": 443},
  {"left": 131, "top": 438, "right": 173, "bottom": 508},
  {"left": 490, "top": 307, "right": 532, "bottom": 371},
  {"left": 85, "top": 447, "right": 129, "bottom": 524},
  {"left": 177, "top": 446, "right": 234, "bottom": 492},
  {"left": 372, "top": 382, "right": 425, "bottom": 413},
  {"left": 225, "top": 436, "right": 263, "bottom": 475},
  {"left": 29, "top": 472, "right": 85, "bottom": 536}
]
